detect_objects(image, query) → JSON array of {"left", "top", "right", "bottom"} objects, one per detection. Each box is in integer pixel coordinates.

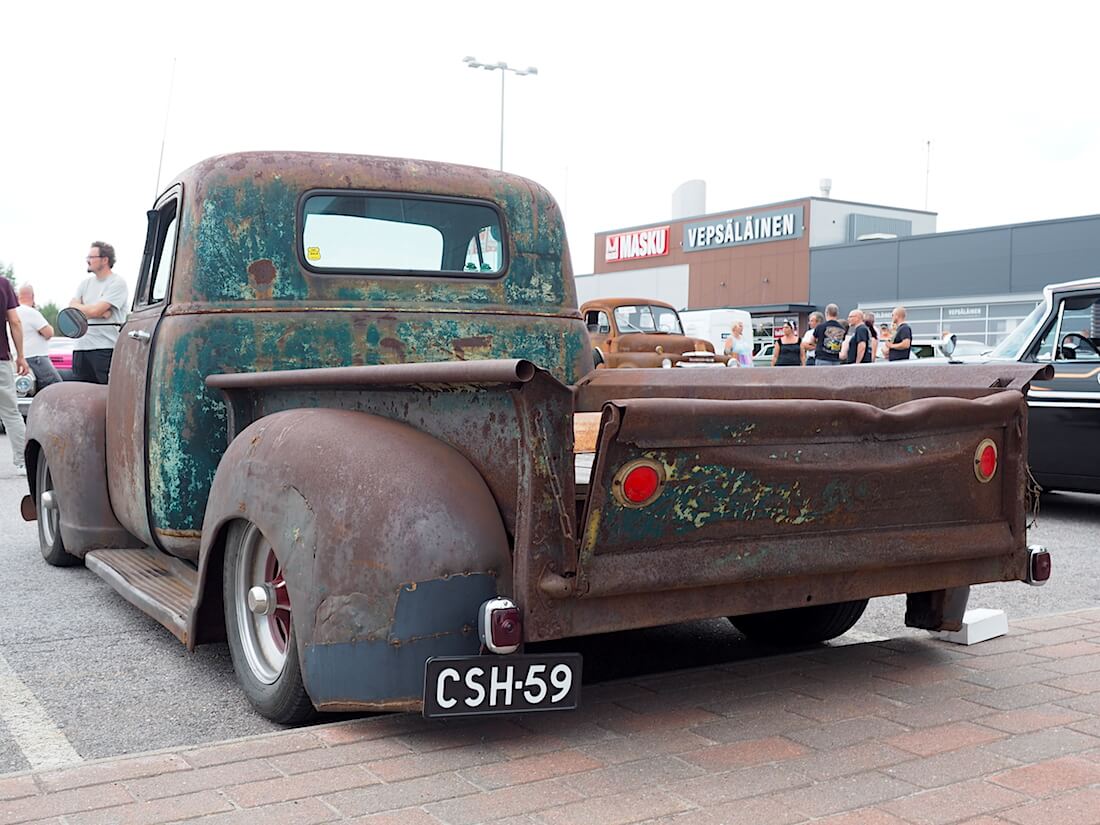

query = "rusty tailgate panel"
[{"left": 526, "top": 362, "right": 1049, "bottom": 641}]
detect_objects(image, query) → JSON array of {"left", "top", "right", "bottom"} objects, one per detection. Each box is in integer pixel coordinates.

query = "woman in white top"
[{"left": 724, "top": 321, "right": 753, "bottom": 367}]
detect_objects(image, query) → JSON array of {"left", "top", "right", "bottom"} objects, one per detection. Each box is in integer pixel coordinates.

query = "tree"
[
  {"left": 1, "top": 261, "right": 13, "bottom": 289},
  {"left": 41, "top": 302, "right": 60, "bottom": 328}
]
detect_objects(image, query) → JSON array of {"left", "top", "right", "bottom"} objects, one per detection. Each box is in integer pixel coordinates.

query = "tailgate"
[{"left": 572, "top": 391, "right": 1029, "bottom": 598}]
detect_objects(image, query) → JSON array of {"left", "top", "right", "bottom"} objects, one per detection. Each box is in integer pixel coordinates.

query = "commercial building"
[
  {"left": 576, "top": 186, "right": 1100, "bottom": 347},
  {"left": 576, "top": 191, "right": 936, "bottom": 340},
  {"left": 811, "top": 213, "right": 1100, "bottom": 347}
]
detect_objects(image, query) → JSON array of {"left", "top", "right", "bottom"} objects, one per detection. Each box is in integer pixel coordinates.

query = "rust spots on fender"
[
  {"left": 248, "top": 259, "right": 278, "bottom": 300},
  {"left": 248, "top": 259, "right": 277, "bottom": 284}
]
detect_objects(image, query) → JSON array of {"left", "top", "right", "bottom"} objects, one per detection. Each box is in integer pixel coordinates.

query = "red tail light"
[
  {"left": 1028, "top": 546, "right": 1051, "bottom": 585},
  {"left": 478, "top": 597, "right": 521, "bottom": 654},
  {"left": 613, "top": 460, "right": 665, "bottom": 507},
  {"left": 974, "top": 439, "right": 998, "bottom": 483},
  {"left": 491, "top": 607, "right": 522, "bottom": 649}
]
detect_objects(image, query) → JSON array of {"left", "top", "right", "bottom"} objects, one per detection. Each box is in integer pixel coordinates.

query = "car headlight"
[{"left": 15, "top": 374, "right": 36, "bottom": 397}]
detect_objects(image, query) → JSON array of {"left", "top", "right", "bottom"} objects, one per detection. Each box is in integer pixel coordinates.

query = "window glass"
[
  {"left": 1055, "top": 295, "right": 1100, "bottom": 362},
  {"left": 584, "top": 310, "right": 610, "bottom": 334},
  {"left": 904, "top": 307, "right": 942, "bottom": 322},
  {"left": 613, "top": 305, "right": 683, "bottom": 335},
  {"left": 940, "top": 319, "right": 985, "bottom": 335},
  {"left": 988, "top": 301, "right": 1041, "bottom": 318},
  {"left": 908, "top": 320, "right": 940, "bottom": 337},
  {"left": 302, "top": 193, "right": 505, "bottom": 275},
  {"left": 145, "top": 200, "right": 178, "bottom": 305},
  {"left": 991, "top": 301, "right": 1048, "bottom": 359},
  {"left": 150, "top": 209, "right": 177, "bottom": 303}
]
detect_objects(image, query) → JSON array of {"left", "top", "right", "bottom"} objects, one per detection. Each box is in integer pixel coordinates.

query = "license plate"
[{"left": 423, "top": 653, "right": 582, "bottom": 718}]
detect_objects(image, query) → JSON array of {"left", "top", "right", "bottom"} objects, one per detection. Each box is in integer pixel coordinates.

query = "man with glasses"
[{"left": 70, "top": 242, "right": 128, "bottom": 384}]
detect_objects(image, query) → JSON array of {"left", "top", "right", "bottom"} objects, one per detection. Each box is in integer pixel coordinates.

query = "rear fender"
[
  {"left": 191, "top": 408, "right": 512, "bottom": 711},
  {"left": 23, "top": 382, "right": 142, "bottom": 555}
]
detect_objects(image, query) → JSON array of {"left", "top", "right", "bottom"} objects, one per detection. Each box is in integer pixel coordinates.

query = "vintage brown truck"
[
  {"left": 21, "top": 151, "right": 1051, "bottom": 723},
  {"left": 581, "top": 296, "right": 727, "bottom": 368}
]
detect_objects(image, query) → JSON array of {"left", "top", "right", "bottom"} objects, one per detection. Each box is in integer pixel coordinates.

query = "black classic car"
[{"left": 985, "top": 277, "right": 1100, "bottom": 494}]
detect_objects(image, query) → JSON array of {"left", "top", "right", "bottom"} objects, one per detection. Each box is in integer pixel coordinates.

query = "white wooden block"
[{"left": 937, "top": 608, "right": 1008, "bottom": 645}]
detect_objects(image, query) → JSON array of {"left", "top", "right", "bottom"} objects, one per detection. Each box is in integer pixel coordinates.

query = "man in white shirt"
[
  {"left": 16, "top": 284, "right": 62, "bottom": 389},
  {"left": 70, "top": 241, "right": 129, "bottom": 384}
]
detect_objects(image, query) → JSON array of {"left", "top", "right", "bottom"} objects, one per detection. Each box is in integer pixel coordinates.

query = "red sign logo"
[{"left": 605, "top": 226, "right": 670, "bottom": 263}]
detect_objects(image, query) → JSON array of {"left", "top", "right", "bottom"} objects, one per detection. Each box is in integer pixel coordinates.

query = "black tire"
[
  {"left": 36, "top": 455, "right": 80, "bottom": 567},
  {"left": 593, "top": 348, "right": 605, "bottom": 368},
  {"left": 224, "top": 520, "right": 315, "bottom": 724},
  {"left": 729, "top": 599, "right": 869, "bottom": 646}
]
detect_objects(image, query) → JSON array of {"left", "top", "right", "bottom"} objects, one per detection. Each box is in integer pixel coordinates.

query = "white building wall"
[
  {"left": 574, "top": 264, "right": 691, "bottom": 309},
  {"left": 808, "top": 199, "right": 937, "bottom": 247}
]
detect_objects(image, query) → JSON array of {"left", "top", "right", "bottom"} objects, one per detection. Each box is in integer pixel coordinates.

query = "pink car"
[{"left": 47, "top": 336, "right": 75, "bottom": 380}]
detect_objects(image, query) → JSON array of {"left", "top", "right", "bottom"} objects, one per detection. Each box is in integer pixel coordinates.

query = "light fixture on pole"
[{"left": 463, "top": 56, "right": 538, "bottom": 171}]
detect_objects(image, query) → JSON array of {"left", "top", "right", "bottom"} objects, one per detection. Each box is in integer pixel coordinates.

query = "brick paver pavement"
[{"left": 4, "top": 609, "right": 1100, "bottom": 824}]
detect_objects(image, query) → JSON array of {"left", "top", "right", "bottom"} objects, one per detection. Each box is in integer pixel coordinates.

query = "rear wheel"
[
  {"left": 36, "top": 455, "right": 79, "bottom": 567},
  {"left": 729, "top": 599, "right": 869, "bottom": 646},
  {"left": 224, "top": 520, "right": 315, "bottom": 724}
]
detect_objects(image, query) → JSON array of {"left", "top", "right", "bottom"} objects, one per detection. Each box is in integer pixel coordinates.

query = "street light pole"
[{"left": 463, "top": 56, "right": 538, "bottom": 172}]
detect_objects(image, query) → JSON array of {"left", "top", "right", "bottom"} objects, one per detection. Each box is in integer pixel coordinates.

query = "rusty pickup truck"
[
  {"left": 21, "top": 151, "right": 1051, "bottom": 723},
  {"left": 581, "top": 297, "right": 727, "bottom": 368}
]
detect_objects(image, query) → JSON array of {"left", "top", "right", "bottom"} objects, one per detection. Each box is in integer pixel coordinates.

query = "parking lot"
[{"left": 1, "top": 433, "right": 1097, "bottom": 777}]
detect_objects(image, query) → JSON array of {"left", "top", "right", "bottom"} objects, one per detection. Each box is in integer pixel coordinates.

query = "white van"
[{"left": 680, "top": 308, "right": 754, "bottom": 359}]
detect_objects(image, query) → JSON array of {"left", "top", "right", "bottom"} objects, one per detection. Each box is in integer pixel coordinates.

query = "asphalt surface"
[{"left": 0, "top": 432, "right": 1097, "bottom": 775}]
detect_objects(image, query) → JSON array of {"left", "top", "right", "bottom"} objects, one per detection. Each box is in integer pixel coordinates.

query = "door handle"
[{"left": 127, "top": 330, "right": 151, "bottom": 343}]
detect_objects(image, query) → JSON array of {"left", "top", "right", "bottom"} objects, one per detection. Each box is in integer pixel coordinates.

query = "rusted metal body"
[
  {"left": 581, "top": 297, "right": 724, "bottom": 368},
  {"left": 17, "top": 150, "right": 1051, "bottom": 716}
]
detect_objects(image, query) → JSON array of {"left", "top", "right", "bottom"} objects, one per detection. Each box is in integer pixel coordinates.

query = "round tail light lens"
[
  {"left": 974, "top": 439, "right": 998, "bottom": 483},
  {"left": 613, "top": 460, "right": 665, "bottom": 507}
]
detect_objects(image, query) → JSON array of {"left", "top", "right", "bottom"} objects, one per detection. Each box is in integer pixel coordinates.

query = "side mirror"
[
  {"left": 939, "top": 333, "right": 957, "bottom": 359},
  {"left": 57, "top": 307, "right": 89, "bottom": 339}
]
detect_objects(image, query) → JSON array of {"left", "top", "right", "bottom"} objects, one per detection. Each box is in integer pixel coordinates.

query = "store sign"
[
  {"left": 684, "top": 206, "right": 803, "bottom": 252},
  {"left": 605, "top": 226, "right": 670, "bottom": 263},
  {"left": 945, "top": 306, "right": 986, "bottom": 319}
]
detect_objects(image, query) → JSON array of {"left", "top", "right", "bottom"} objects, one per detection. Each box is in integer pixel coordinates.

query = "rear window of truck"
[{"left": 300, "top": 192, "right": 506, "bottom": 276}]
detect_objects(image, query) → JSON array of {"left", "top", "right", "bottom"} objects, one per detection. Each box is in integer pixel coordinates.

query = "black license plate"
[{"left": 423, "top": 653, "right": 582, "bottom": 718}]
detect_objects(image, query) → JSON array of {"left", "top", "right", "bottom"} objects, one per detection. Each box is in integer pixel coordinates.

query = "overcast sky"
[{"left": 1, "top": 0, "right": 1097, "bottom": 307}]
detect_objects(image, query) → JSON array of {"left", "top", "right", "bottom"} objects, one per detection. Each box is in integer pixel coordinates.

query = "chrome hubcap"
[
  {"left": 40, "top": 483, "right": 59, "bottom": 547},
  {"left": 235, "top": 524, "right": 292, "bottom": 685}
]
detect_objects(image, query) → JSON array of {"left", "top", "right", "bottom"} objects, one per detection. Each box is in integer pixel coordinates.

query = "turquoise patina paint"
[
  {"left": 592, "top": 451, "right": 858, "bottom": 546},
  {"left": 147, "top": 312, "right": 586, "bottom": 535},
  {"left": 146, "top": 156, "right": 588, "bottom": 539}
]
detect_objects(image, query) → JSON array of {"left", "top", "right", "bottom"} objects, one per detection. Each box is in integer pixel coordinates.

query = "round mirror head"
[
  {"left": 57, "top": 307, "right": 89, "bottom": 339},
  {"left": 940, "top": 333, "right": 957, "bottom": 358}
]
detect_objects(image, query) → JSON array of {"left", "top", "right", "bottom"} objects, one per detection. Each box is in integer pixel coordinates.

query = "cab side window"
[
  {"left": 1034, "top": 294, "right": 1100, "bottom": 362},
  {"left": 138, "top": 198, "right": 179, "bottom": 307},
  {"left": 1055, "top": 295, "right": 1100, "bottom": 362},
  {"left": 585, "top": 310, "right": 610, "bottom": 334}
]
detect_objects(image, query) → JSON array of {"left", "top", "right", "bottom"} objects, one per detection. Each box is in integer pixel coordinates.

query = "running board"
[{"left": 84, "top": 547, "right": 198, "bottom": 645}]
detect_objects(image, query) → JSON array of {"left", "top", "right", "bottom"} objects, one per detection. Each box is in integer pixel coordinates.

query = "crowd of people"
[
  {"left": 1, "top": 240, "right": 129, "bottom": 474},
  {"left": 724, "top": 304, "right": 914, "bottom": 367}
]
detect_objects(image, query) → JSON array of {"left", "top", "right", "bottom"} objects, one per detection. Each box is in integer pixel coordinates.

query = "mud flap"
[{"left": 905, "top": 586, "right": 971, "bottom": 632}]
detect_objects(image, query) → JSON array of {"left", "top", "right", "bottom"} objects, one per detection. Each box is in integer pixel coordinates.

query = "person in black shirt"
[
  {"left": 845, "top": 309, "right": 873, "bottom": 364},
  {"left": 771, "top": 321, "right": 804, "bottom": 366},
  {"left": 813, "top": 303, "right": 845, "bottom": 366},
  {"left": 883, "top": 306, "right": 913, "bottom": 361},
  {"left": 863, "top": 310, "right": 880, "bottom": 362}
]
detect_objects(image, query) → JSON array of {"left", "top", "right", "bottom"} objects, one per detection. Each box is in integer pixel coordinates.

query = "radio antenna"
[
  {"left": 924, "top": 139, "right": 932, "bottom": 211},
  {"left": 154, "top": 58, "right": 178, "bottom": 200}
]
